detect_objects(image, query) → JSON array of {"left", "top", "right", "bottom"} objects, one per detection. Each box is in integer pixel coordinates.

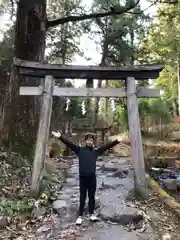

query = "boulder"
[
  {"left": 99, "top": 205, "right": 143, "bottom": 225},
  {"left": 162, "top": 179, "right": 177, "bottom": 191},
  {"left": 53, "top": 200, "right": 68, "bottom": 214}
]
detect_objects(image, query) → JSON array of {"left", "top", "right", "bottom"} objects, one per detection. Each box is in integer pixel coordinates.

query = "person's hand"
[{"left": 52, "top": 131, "right": 61, "bottom": 138}]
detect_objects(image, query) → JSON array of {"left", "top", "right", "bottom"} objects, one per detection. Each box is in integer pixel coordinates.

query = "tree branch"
[
  {"left": 47, "top": 0, "right": 141, "bottom": 28},
  {"left": 100, "top": 25, "right": 127, "bottom": 65},
  {"left": 128, "top": 0, "right": 159, "bottom": 15}
]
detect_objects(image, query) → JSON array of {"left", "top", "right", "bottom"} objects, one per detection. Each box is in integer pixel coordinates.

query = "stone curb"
[{"left": 148, "top": 176, "right": 180, "bottom": 218}]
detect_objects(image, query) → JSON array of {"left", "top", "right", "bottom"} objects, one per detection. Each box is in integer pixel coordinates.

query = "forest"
[
  {"left": 0, "top": 0, "right": 180, "bottom": 238},
  {"left": 0, "top": 0, "right": 179, "bottom": 157}
]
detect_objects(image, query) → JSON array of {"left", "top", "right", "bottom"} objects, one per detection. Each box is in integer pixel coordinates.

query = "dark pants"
[{"left": 78, "top": 175, "right": 96, "bottom": 216}]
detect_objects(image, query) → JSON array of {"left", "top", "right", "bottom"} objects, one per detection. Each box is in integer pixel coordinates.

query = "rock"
[
  {"left": 65, "top": 178, "right": 76, "bottom": 187},
  {"left": 0, "top": 216, "right": 8, "bottom": 229},
  {"left": 162, "top": 233, "right": 171, "bottom": 240},
  {"left": 99, "top": 182, "right": 116, "bottom": 190},
  {"left": 99, "top": 178, "right": 125, "bottom": 191},
  {"left": 36, "top": 225, "right": 51, "bottom": 233},
  {"left": 107, "top": 170, "right": 128, "bottom": 178},
  {"left": 99, "top": 205, "right": 143, "bottom": 225},
  {"left": 162, "top": 179, "right": 177, "bottom": 191},
  {"left": 53, "top": 200, "right": 68, "bottom": 213},
  {"left": 69, "top": 203, "right": 78, "bottom": 213},
  {"left": 120, "top": 232, "right": 147, "bottom": 240},
  {"left": 101, "top": 163, "right": 118, "bottom": 172}
]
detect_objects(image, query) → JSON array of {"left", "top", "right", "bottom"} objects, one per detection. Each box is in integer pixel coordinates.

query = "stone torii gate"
[{"left": 14, "top": 58, "right": 164, "bottom": 197}]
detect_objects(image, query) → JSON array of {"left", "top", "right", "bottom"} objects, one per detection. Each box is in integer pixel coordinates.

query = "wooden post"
[
  {"left": 126, "top": 77, "right": 147, "bottom": 198},
  {"left": 31, "top": 75, "right": 54, "bottom": 195}
]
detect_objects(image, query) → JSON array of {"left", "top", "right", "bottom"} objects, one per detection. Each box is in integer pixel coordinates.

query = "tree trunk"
[
  {"left": 2, "top": 0, "right": 46, "bottom": 155},
  {"left": 93, "top": 38, "right": 109, "bottom": 136},
  {"left": 172, "top": 100, "right": 177, "bottom": 117},
  {"left": 177, "top": 61, "right": 180, "bottom": 116}
]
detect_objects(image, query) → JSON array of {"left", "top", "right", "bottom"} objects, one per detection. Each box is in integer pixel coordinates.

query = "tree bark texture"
[
  {"left": 2, "top": 0, "right": 47, "bottom": 154},
  {"left": 177, "top": 61, "right": 180, "bottom": 116}
]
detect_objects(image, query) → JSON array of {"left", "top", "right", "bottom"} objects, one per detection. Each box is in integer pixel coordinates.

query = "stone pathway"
[{"left": 35, "top": 156, "right": 160, "bottom": 240}]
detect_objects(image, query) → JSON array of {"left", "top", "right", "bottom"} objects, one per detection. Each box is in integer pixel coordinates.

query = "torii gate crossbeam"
[{"left": 14, "top": 57, "right": 164, "bottom": 197}]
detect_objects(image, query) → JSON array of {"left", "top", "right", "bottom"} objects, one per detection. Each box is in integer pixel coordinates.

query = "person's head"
[{"left": 84, "top": 133, "right": 95, "bottom": 147}]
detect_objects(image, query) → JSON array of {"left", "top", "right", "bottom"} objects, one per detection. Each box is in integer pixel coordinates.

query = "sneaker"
[
  {"left": 89, "top": 214, "right": 99, "bottom": 222},
  {"left": 76, "top": 216, "right": 83, "bottom": 225}
]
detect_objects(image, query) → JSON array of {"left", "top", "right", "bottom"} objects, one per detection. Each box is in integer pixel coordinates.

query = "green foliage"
[
  {"left": 0, "top": 26, "right": 14, "bottom": 78},
  {"left": 90, "top": 0, "right": 151, "bottom": 127},
  {"left": 63, "top": 81, "right": 84, "bottom": 119},
  {"left": 46, "top": 0, "right": 84, "bottom": 64},
  {"left": 91, "top": 0, "right": 150, "bottom": 66},
  {"left": 113, "top": 98, "right": 172, "bottom": 132},
  {"left": 66, "top": 98, "right": 84, "bottom": 119},
  {"left": 138, "top": 98, "right": 171, "bottom": 122},
  {"left": 138, "top": 99, "right": 150, "bottom": 118},
  {"left": 148, "top": 98, "right": 171, "bottom": 123},
  {"left": 113, "top": 105, "right": 128, "bottom": 130},
  {"left": 0, "top": 198, "right": 34, "bottom": 217},
  {"left": 156, "top": 65, "right": 178, "bottom": 103},
  {"left": 139, "top": 1, "right": 180, "bottom": 114}
]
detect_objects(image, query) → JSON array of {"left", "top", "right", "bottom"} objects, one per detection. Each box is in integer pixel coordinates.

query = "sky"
[{"left": 0, "top": 0, "right": 157, "bottom": 87}]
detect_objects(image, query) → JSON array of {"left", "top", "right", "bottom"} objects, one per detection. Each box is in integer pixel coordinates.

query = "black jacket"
[{"left": 59, "top": 135, "right": 119, "bottom": 176}]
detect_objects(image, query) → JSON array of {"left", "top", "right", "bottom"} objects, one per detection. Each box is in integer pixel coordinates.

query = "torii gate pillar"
[{"left": 127, "top": 77, "right": 147, "bottom": 198}]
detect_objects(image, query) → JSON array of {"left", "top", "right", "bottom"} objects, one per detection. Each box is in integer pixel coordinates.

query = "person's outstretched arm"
[
  {"left": 52, "top": 131, "right": 80, "bottom": 154},
  {"left": 97, "top": 139, "right": 120, "bottom": 155}
]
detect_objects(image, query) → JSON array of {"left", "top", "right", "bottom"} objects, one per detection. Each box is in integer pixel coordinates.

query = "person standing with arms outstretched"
[{"left": 52, "top": 131, "right": 121, "bottom": 225}]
